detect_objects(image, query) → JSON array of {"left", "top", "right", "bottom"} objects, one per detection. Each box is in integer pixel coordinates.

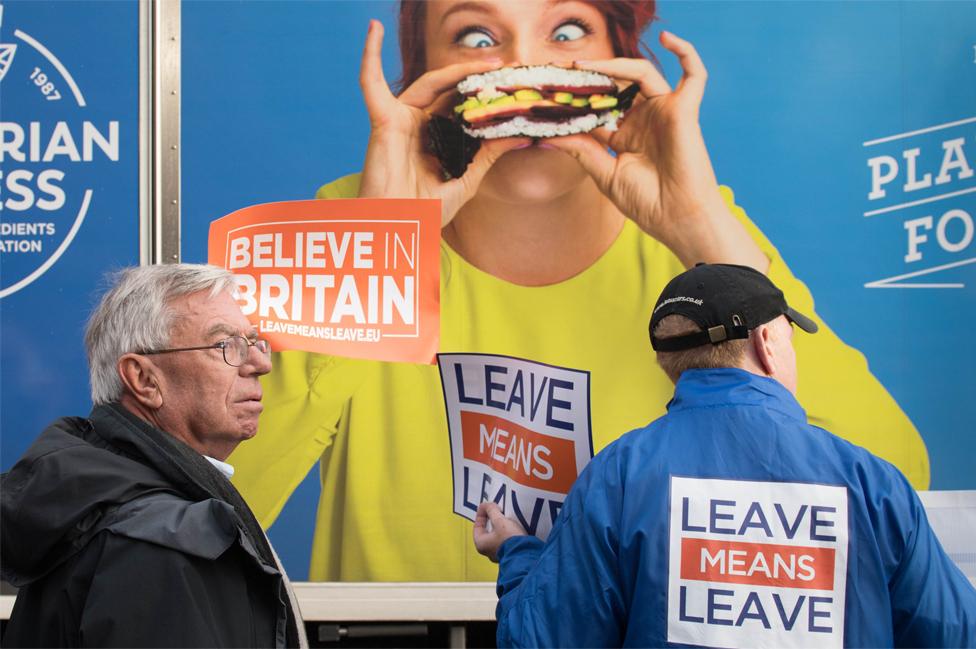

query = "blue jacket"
[{"left": 494, "top": 368, "right": 976, "bottom": 648}]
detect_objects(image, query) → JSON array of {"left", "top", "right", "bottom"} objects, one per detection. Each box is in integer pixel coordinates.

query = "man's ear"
[
  {"left": 118, "top": 354, "right": 164, "bottom": 409},
  {"left": 751, "top": 323, "right": 777, "bottom": 377}
]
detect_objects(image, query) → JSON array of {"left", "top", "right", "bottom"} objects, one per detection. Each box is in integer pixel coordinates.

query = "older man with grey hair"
[{"left": 1, "top": 264, "right": 306, "bottom": 648}]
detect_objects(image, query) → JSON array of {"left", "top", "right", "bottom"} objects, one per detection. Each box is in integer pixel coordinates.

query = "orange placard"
[
  {"left": 208, "top": 199, "right": 440, "bottom": 364},
  {"left": 680, "top": 537, "right": 835, "bottom": 590},
  {"left": 460, "top": 410, "right": 579, "bottom": 493}
]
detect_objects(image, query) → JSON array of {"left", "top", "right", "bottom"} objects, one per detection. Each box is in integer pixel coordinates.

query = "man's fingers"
[
  {"left": 484, "top": 501, "right": 509, "bottom": 524},
  {"left": 473, "top": 500, "right": 528, "bottom": 549},
  {"left": 473, "top": 501, "right": 501, "bottom": 545},
  {"left": 474, "top": 507, "right": 486, "bottom": 529},
  {"left": 360, "top": 20, "right": 397, "bottom": 121},
  {"left": 659, "top": 31, "right": 707, "bottom": 103},
  {"left": 400, "top": 58, "right": 504, "bottom": 109},
  {"left": 476, "top": 500, "right": 508, "bottom": 523},
  {"left": 475, "top": 501, "right": 509, "bottom": 528},
  {"left": 574, "top": 57, "right": 671, "bottom": 98},
  {"left": 475, "top": 500, "right": 503, "bottom": 523}
]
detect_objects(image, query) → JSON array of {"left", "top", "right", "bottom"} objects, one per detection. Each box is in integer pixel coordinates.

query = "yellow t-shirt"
[{"left": 229, "top": 173, "right": 929, "bottom": 581}]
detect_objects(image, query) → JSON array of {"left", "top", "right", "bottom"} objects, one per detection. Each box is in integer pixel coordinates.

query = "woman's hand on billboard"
[
  {"left": 358, "top": 20, "right": 528, "bottom": 228},
  {"left": 473, "top": 501, "right": 528, "bottom": 563},
  {"left": 549, "top": 32, "right": 768, "bottom": 271}
]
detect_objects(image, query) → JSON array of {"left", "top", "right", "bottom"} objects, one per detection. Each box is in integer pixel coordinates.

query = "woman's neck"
[{"left": 442, "top": 178, "right": 625, "bottom": 286}]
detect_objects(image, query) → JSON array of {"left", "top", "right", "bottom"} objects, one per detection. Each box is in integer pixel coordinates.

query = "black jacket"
[{"left": 1, "top": 403, "right": 304, "bottom": 648}]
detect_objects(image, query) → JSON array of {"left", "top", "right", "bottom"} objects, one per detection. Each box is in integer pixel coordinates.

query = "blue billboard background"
[
  {"left": 1, "top": 1, "right": 139, "bottom": 468},
  {"left": 0, "top": 1, "right": 970, "bottom": 582},
  {"left": 182, "top": 0, "right": 976, "bottom": 579}
]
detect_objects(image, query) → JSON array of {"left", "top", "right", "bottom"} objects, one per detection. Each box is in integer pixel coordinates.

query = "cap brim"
[{"left": 785, "top": 307, "right": 818, "bottom": 334}]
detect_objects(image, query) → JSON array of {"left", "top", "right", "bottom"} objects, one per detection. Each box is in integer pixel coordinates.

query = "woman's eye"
[
  {"left": 552, "top": 22, "right": 587, "bottom": 42},
  {"left": 458, "top": 29, "right": 496, "bottom": 49}
]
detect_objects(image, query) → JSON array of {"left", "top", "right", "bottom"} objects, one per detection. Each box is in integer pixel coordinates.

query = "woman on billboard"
[{"left": 229, "top": 0, "right": 928, "bottom": 582}]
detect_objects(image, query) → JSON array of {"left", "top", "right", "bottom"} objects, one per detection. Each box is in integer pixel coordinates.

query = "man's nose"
[{"left": 240, "top": 344, "right": 272, "bottom": 376}]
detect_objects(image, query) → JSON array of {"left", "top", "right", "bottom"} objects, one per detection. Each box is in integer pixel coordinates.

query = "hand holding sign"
[
  {"left": 439, "top": 353, "right": 594, "bottom": 541},
  {"left": 473, "top": 501, "right": 527, "bottom": 563}
]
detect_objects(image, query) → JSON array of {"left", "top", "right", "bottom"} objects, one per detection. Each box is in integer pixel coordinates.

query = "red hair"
[{"left": 396, "top": 0, "right": 657, "bottom": 91}]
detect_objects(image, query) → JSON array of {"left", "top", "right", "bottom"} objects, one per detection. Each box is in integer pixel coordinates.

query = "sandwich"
[
  {"left": 454, "top": 65, "right": 637, "bottom": 138},
  {"left": 429, "top": 65, "right": 638, "bottom": 177}
]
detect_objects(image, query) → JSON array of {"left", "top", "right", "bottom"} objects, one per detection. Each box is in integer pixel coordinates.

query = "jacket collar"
[
  {"left": 90, "top": 405, "right": 301, "bottom": 644},
  {"left": 89, "top": 403, "right": 222, "bottom": 503},
  {"left": 667, "top": 368, "right": 807, "bottom": 423}
]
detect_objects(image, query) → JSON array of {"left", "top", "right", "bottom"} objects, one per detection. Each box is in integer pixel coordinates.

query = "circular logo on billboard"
[{"left": 0, "top": 3, "right": 120, "bottom": 298}]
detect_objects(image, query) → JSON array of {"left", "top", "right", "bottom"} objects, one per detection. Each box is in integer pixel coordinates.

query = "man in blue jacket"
[{"left": 473, "top": 263, "right": 976, "bottom": 648}]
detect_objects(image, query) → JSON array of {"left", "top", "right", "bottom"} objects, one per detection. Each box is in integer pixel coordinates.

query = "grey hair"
[
  {"left": 85, "top": 263, "right": 237, "bottom": 405},
  {"left": 653, "top": 314, "right": 749, "bottom": 384}
]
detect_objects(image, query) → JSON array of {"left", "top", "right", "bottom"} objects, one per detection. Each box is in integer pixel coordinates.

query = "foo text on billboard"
[{"left": 208, "top": 199, "right": 440, "bottom": 364}]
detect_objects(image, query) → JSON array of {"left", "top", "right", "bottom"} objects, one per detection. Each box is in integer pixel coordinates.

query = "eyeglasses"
[{"left": 140, "top": 335, "right": 271, "bottom": 367}]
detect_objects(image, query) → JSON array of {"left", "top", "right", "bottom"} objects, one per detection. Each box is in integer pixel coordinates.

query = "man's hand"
[{"left": 473, "top": 501, "right": 528, "bottom": 563}]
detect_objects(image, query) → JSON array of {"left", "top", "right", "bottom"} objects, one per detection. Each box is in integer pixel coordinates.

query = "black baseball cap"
[{"left": 649, "top": 263, "right": 818, "bottom": 352}]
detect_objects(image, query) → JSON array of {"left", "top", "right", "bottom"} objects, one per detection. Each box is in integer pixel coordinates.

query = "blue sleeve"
[
  {"left": 494, "top": 451, "right": 627, "bottom": 648},
  {"left": 496, "top": 535, "right": 545, "bottom": 601},
  {"left": 887, "top": 479, "right": 976, "bottom": 647}
]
